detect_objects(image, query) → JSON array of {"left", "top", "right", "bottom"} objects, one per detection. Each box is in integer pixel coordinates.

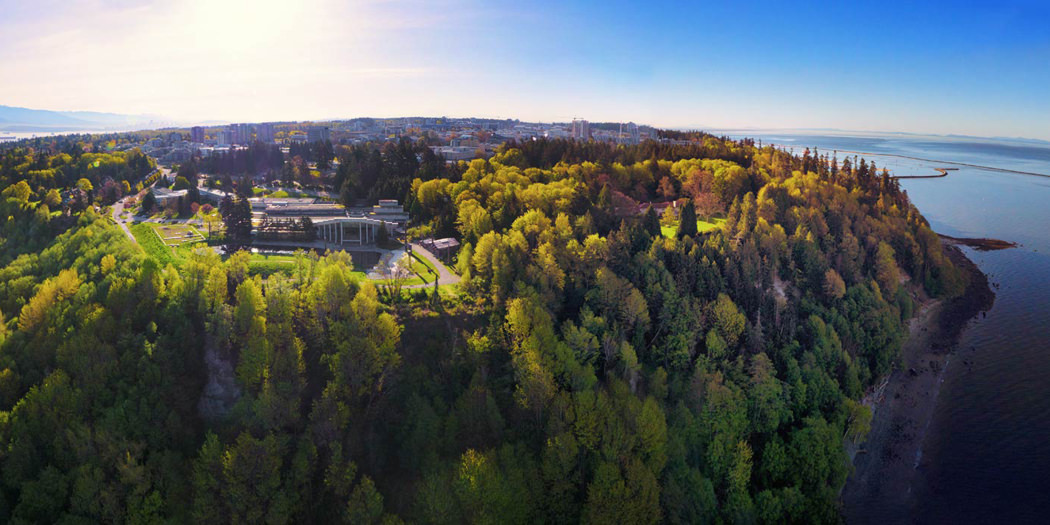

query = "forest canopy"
[{"left": 0, "top": 133, "right": 966, "bottom": 523}]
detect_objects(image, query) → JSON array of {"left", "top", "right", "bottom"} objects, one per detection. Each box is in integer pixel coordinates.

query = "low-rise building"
[
  {"left": 372, "top": 199, "right": 409, "bottom": 224},
  {"left": 419, "top": 237, "right": 460, "bottom": 261},
  {"left": 247, "top": 197, "right": 317, "bottom": 211},
  {"left": 312, "top": 216, "right": 398, "bottom": 245},
  {"left": 252, "top": 200, "right": 407, "bottom": 247},
  {"left": 153, "top": 187, "right": 188, "bottom": 205}
]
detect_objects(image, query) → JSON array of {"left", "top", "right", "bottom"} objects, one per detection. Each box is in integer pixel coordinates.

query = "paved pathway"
[
  {"left": 111, "top": 197, "right": 136, "bottom": 242},
  {"left": 110, "top": 167, "right": 168, "bottom": 245},
  {"left": 110, "top": 178, "right": 463, "bottom": 289},
  {"left": 405, "top": 243, "right": 461, "bottom": 288}
]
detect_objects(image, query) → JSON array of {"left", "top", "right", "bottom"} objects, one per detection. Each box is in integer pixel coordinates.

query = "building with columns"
[
  {"left": 312, "top": 216, "right": 398, "bottom": 245},
  {"left": 253, "top": 199, "right": 406, "bottom": 247}
]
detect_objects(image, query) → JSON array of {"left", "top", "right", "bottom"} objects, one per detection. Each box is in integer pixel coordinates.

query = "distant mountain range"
[{"left": 0, "top": 104, "right": 168, "bottom": 132}]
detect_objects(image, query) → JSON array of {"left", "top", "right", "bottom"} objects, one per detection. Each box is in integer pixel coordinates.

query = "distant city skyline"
[{"left": 1, "top": 0, "right": 1048, "bottom": 140}]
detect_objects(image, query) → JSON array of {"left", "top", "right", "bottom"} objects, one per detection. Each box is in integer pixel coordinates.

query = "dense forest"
[{"left": 0, "top": 134, "right": 966, "bottom": 523}]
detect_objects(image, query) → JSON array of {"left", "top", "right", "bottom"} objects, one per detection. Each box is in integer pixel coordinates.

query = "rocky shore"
[
  {"left": 938, "top": 234, "right": 1018, "bottom": 252},
  {"left": 841, "top": 244, "right": 995, "bottom": 523}
]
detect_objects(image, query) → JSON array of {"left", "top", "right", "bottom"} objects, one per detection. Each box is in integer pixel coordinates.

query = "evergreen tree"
[
  {"left": 220, "top": 195, "right": 253, "bottom": 252},
  {"left": 643, "top": 205, "right": 660, "bottom": 237},
  {"left": 141, "top": 190, "right": 157, "bottom": 214},
  {"left": 677, "top": 200, "right": 697, "bottom": 238}
]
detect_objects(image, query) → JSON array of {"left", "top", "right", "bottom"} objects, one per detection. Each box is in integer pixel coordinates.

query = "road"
[
  {"left": 111, "top": 166, "right": 170, "bottom": 245},
  {"left": 406, "top": 243, "right": 461, "bottom": 288},
  {"left": 111, "top": 197, "right": 136, "bottom": 242}
]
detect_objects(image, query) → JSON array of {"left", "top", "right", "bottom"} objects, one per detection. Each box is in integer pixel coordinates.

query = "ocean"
[
  {"left": 727, "top": 132, "right": 1050, "bottom": 523},
  {"left": 0, "top": 130, "right": 109, "bottom": 142}
]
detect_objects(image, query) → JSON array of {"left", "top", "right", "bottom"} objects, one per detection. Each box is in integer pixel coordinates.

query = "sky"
[{"left": 1, "top": 0, "right": 1048, "bottom": 139}]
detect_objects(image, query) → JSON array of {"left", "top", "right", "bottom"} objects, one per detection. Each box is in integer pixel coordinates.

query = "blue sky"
[{"left": 1, "top": 0, "right": 1048, "bottom": 139}]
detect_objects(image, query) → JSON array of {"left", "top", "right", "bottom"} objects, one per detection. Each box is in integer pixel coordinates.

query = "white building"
[
  {"left": 153, "top": 187, "right": 188, "bottom": 205},
  {"left": 313, "top": 216, "right": 399, "bottom": 245},
  {"left": 256, "top": 200, "right": 407, "bottom": 247}
]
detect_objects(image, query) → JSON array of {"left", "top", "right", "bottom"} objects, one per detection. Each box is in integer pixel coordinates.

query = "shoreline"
[
  {"left": 938, "top": 233, "right": 1018, "bottom": 251},
  {"left": 890, "top": 167, "right": 953, "bottom": 179},
  {"left": 841, "top": 244, "right": 994, "bottom": 523},
  {"left": 784, "top": 144, "right": 1050, "bottom": 179}
]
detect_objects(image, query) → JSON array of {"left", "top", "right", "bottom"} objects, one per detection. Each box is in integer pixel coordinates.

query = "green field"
[
  {"left": 373, "top": 275, "right": 428, "bottom": 287},
  {"left": 154, "top": 223, "right": 205, "bottom": 245},
  {"left": 130, "top": 222, "right": 206, "bottom": 266},
  {"left": 246, "top": 251, "right": 368, "bottom": 279},
  {"left": 252, "top": 188, "right": 312, "bottom": 199},
  {"left": 246, "top": 252, "right": 296, "bottom": 277},
  {"left": 372, "top": 259, "right": 427, "bottom": 286},
  {"left": 409, "top": 252, "right": 438, "bottom": 282},
  {"left": 661, "top": 217, "right": 726, "bottom": 238},
  {"left": 131, "top": 222, "right": 399, "bottom": 282}
]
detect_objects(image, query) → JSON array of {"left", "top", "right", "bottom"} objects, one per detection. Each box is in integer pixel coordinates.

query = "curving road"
[
  {"left": 406, "top": 243, "right": 461, "bottom": 288},
  {"left": 111, "top": 166, "right": 171, "bottom": 245},
  {"left": 111, "top": 196, "right": 136, "bottom": 242}
]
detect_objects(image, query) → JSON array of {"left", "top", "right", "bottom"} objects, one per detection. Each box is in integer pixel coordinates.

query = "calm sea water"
[
  {"left": 733, "top": 132, "right": 1050, "bottom": 523},
  {"left": 0, "top": 130, "right": 108, "bottom": 142}
]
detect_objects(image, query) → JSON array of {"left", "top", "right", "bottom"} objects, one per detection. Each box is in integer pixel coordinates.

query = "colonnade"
[{"left": 316, "top": 220, "right": 381, "bottom": 245}]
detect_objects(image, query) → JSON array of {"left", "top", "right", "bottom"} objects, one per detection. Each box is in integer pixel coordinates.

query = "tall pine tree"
[
  {"left": 220, "top": 195, "right": 253, "bottom": 253},
  {"left": 677, "top": 200, "right": 697, "bottom": 238},
  {"left": 643, "top": 205, "right": 660, "bottom": 237}
]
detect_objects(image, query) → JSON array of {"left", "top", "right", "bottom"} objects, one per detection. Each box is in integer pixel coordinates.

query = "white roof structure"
[
  {"left": 153, "top": 188, "right": 188, "bottom": 201},
  {"left": 312, "top": 216, "right": 399, "bottom": 245}
]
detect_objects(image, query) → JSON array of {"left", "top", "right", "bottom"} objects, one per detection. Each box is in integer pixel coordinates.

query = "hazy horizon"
[
  {"left": 5, "top": 110, "right": 1050, "bottom": 148},
  {"left": 2, "top": 0, "right": 1048, "bottom": 140}
]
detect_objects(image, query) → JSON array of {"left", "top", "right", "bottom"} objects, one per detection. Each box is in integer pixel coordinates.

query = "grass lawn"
[
  {"left": 245, "top": 252, "right": 305, "bottom": 277},
  {"left": 154, "top": 223, "right": 204, "bottom": 245},
  {"left": 661, "top": 217, "right": 726, "bottom": 238},
  {"left": 194, "top": 209, "right": 221, "bottom": 221},
  {"left": 371, "top": 255, "right": 429, "bottom": 286},
  {"left": 129, "top": 224, "right": 414, "bottom": 283},
  {"left": 245, "top": 251, "right": 369, "bottom": 279},
  {"left": 251, "top": 188, "right": 311, "bottom": 199},
  {"left": 131, "top": 222, "right": 207, "bottom": 266},
  {"left": 408, "top": 253, "right": 438, "bottom": 282},
  {"left": 373, "top": 275, "right": 428, "bottom": 287}
]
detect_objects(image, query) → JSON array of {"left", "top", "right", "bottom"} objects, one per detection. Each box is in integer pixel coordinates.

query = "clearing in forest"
[{"left": 154, "top": 223, "right": 205, "bottom": 246}]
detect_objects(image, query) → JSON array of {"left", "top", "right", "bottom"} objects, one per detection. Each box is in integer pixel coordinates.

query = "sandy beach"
[{"left": 841, "top": 244, "right": 994, "bottom": 523}]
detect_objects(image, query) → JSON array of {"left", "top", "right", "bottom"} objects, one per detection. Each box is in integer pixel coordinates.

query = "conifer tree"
[
  {"left": 677, "top": 200, "right": 697, "bottom": 238},
  {"left": 643, "top": 205, "right": 660, "bottom": 237}
]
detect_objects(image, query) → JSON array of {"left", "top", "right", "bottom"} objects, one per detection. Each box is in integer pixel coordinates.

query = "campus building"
[
  {"left": 312, "top": 216, "right": 398, "bottom": 245},
  {"left": 253, "top": 199, "right": 407, "bottom": 247},
  {"left": 152, "top": 187, "right": 188, "bottom": 205}
]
